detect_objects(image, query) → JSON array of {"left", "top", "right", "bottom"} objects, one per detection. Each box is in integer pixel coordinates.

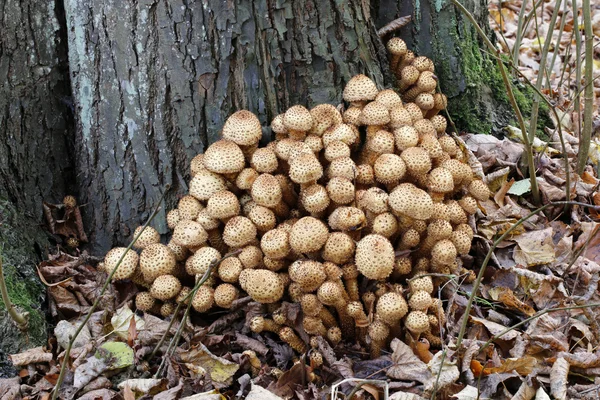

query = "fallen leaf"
[
  {"left": 0, "top": 377, "right": 21, "bottom": 400},
  {"left": 487, "top": 287, "right": 536, "bottom": 316},
  {"left": 112, "top": 305, "right": 145, "bottom": 340},
  {"left": 77, "top": 389, "right": 116, "bottom": 400},
  {"left": 535, "top": 387, "right": 551, "bottom": 400},
  {"left": 117, "top": 379, "right": 167, "bottom": 396},
  {"left": 482, "top": 356, "right": 538, "bottom": 375},
  {"left": 179, "top": 343, "right": 239, "bottom": 384},
  {"left": 550, "top": 357, "right": 569, "bottom": 400},
  {"left": 123, "top": 384, "right": 135, "bottom": 400},
  {"left": 389, "top": 392, "right": 427, "bottom": 400},
  {"left": 9, "top": 347, "right": 53, "bottom": 366},
  {"left": 452, "top": 385, "right": 485, "bottom": 399},
  {"left": 470, "top": 316, "right": 519, "bottom": 341},
  {"left": 424, "top": 349, "right": 460, "bottom": 394},
  {"left": 387, "top": 338, "right": 432, "bottom": 383},
  {"left": 154, "top": 379, "right": 184, "bottom": 400},
  {"left": 54, "top": 319, "right": 92, "bottom": 350},
  {"left": 180, "top": 391, "right": 225, "bottom": 400},
  {"left": 97, "top": 342, "right": 134, "bottom": 370},
  {"left": 74, "top": 354, "right": 109, "bottom": 391},
  {"left": 247, "top": 383, "right": 284, "bottom": 399},
  {"left": 507, "top": 179, "right": 532, "bottom": 196},
  {"left": 512, "top": 228, "right": 556, "bottom": 266}
]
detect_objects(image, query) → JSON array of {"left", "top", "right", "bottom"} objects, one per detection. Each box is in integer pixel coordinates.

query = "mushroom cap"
[
  {"left": 408, "top": 275, "right": 434, "bottom": 294},
  {"left": 284, "top": 105, "right": 313, "bottom": 132},
  {"left": 431, "top": 239, "right": 457, "bottom": 266},
  {"left": 222, "top": 110, "right": 263, "bottom": 146},
  {"left": 400, "top": 65, "right": 420, "bottom": 86},
  {"left": 367, "top": 130, "right": 395, "bottom": 154},
  {"left": 289, "top": 153, "right": 323, "bottom": 184},
  {"left": 189, "top": 170, "right": 227, "bottom": 201},
  {"left": 139, "top": 243, "right": 177, "bottom": 282},
  {"left": 369, "top": 319, "right": 390, "bottom": 342},
  {"left": 166, "top": 209, "right": 181, "bottom": 230},
  {"left": 271, "top": 114, "right": 287, "bottom": 135},
  {"left": 355, "top": 234, "right": 395, "bottom": 280},
  {"left": 206, "top": 190, "right": 240, "bottom": 220},
  {"left": 408, "top": 290, "right": 433, "bottom": 311},
  {"left": 376, "top": 292, "right": 409, "bottom": 324},
  {"left": 419, "top": 133, "right": 443, "bottom": 159},
  {"left": 150, "top": 275, "right": 182, "bottom": 301},
  {"left": 360, "top": 101, "right": 390, "bottom": 126},
  {"left": 178, "top": 195, "right": 203, "bottom": 221},
  {"left": 301, "top": 294, "right": 324, "bottom": 316},
  {"left": 389, "top": 183, "right": 434, "bottom": 220},
  {"left": 222, "top": 216, "right": 257, "bottom": 248},
  {"left": 343, "top": 74, "right": 379, "bottom": 104},
  {"left": 326, "top": 157, "right": 357, "bottom": 181},
  {"left": 185, "top": 246, "right": 221, "bottom": 276},
  {"left": 190, "top": 154, "right": 206, "bottom": 177},
  {"left": 459, "top": 196, "right": 478, "bottom": 215},
  {"left": 427, "top": 167, "right": 454, "bottom": 193},
  {"left": 238, "top": 245, "right": 263, "bottom": 269},
  {"left": 343, "top": 107, "right": 362, "bottom": 125},
  {"left": 390, "top": 106, "right": 413, "bottom": 129},
  {"left": 251, "top": 174, "right": 282, "bottom": 208},
  {"left": 322, "top": 232, "right": 356, "bottom": 264},
  {"left": 304, "top": 135, "right": 323, "bottom": 153},
  {"left": 404, "top": 102, "right": 424, "bottom": 123},
  {"left": 250, "top": 147, "right": 279, "bottom": 173},
  {"left": 248, "top": 205, "right": 277, "bottom": 232},
  {"left": 386, "top": 37, "right": 407, "bottom": 56},
  {"left": 427, "top": 219, "right": 453, "bottom": 240},
  {"left": 310, "top": 104, "right": 343, "bottom": 136},
  {"left": 405, "top": 311, "right": 430, "bottom": 334},
  {"left": 301, "top": 184, "right": 330, "bottom": 214},
  {"left": 236, "top": 168, "right": 259, "bottom": 190},
  {"left": 167, "top": 241, "right": 188, "bottom": 262},
  {"left": 132, "top": 226, "right": 161, "bottom": 250},
  {"left": 468, "top": 180, "right": 490, "bottom": 201},
  {"left": 372, "top": 213, "right": 398, "bottom": 238},
  {"left": 289, "top": 216, "right": 329, "bottom": 254},
  {"left": 415, "top": 93, "right": 435, "bottom": 111},
  {"left": 446, "top": 200, "right": 468, "bottom": 225},
  {"left": 217, "top": 256, "right": 243, "bottom": 283},
  {"left": 135, "top": 291, "right": 156, "bottom": 312},
  {"left": 192, "top": 285, "right": 215, "bottom": 312},
  {"left": 375, "top": 89, "right": 403, "bottom": 110},
  {"left": 412, "top": 56, "right": 435, "bottom": 72},
  {"left": 289, "top": 260, "right": 327, "bottom": 292},
  {"left": 327, "top": 326, "right": 342, "bottom": 344},
  {"left": 214, "top": 283, "right": 239, "bottom": 308},
  {"left": 394, "top": 257, "right": 412, "bottom": 275},
  {"left": 374, "top": 153, "right": 407, "bottom": 183},
  {"left": 400, "top": 228, "right": 420, "bottom": 248},
  {"left": 203, "top": 140, "right": 246, "bottom": 174},
  {"left": 160, "top": 302, "right": 176, "bottom": 318},
  {"left": 326, "top": 177, "right": 355, "bottom": 205},
  {"left": 324, "top": 141, "right": 351, "bottom": 162},
  {"left": 431, "top": 115, "right": 448, "bottom": 134},
  {"left": 196, "top": 209, "right": 220, "bottom": 231},
  {"left": 241, "top": 269, "right": 285, "bottom": 303},
  {"left": 328, "top": 206, "right": 366, "bottom": 231},
  {"left": 400, "top": 147, "right": 432, "bottom": 176},
  {"left": 416, "top": 71, "right": 437, "bottom": 92},
  {"left": 356, "top": 164, "right": 375, "bottom": 185},
  {"left": 172, "top": 220, "right": 208, "bottom": 247},
  {"left": 260, "top": 228, "right": 290, "bottom": 260},
  {"left": 317, "top": 281, "right": 345, "bottom": 306},
  {"left": 324, "top": 124, "right": 359, "bottom": 147},
  {"left": 362, "top": 187, "right": 389, "bottom": 214}
]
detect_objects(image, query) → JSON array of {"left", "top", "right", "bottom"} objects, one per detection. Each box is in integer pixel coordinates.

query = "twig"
[
  {"left": 0, "top": 252, "right": 29, "bottom": 331},
  {"left": 455, "top": 201, "right": 600, "bottom": 349},
  {"left": 377, "top": 15, "right": 411, "bottom": 38},
  {"left": 573, "top": 0, "right": 583, "bottom": 138},
  {"left": 576, "top": 0, "right": 594, "bottom": 175},
  {"left": 512, "top": 0, "right": 529, "bottom": 69},
  {"left": 50, "top": 189, "right": 168, "bottom": 400}
]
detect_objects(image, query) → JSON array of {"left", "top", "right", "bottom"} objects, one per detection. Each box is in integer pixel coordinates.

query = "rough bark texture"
[{"left": 64, "top": 0, "right": 390, "bottom": 253}]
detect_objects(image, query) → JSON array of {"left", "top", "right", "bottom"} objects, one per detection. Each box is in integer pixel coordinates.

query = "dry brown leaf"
[
  {"left": 0, "top": 377, "right": 21, "bottom": 400},
  {"left": 77, "top": 389, "right": 116, "bottom": 400},
  {"left": 179, "top": 343, "right": 239, "bottom": 384},
  {"left": 118, "top": 379, "right": 167, "bottom": 396},
  {"left": 512, "top": 228, "right": 556, "bottom": 267},
  {"left": 482, "top": 355, "right": 538, "bottom": 375},
  {"left": 559, "top": 351, "right": 600, "bottom": 368},
  {"left": 387, "top": 338, "right": 432, "bottom": 383},
  {"left": 9, "top": 347, "right": 53, "bottom": 366},
  {"left": 471, "top": 316, "right": 520, "bottom": 341},
  {"left": 494, "top": 178, "right": 514, "bottom": 207},
  {"left": 550, "top": 357, "right": 569, "bottom": 400},
  {"left": 424, "top": 349, "right": 460, "bottom": 394},
  {"left": 123, "top": 384, "right": 136, "bottom": 400},
  {"left": 512, "top": 381, "right": 536, "bottom": 400},
  {"left": 487, "top": 287, "right": 536, "bottom": 316}
]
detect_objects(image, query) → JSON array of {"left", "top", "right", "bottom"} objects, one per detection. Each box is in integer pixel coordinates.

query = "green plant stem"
[
  {"left": 547, "top": 0, "right": 568, "bottom": 91},
  {"left": 51, "top": 190, "right": 167, "bottom": 400},
  {"left": 573, "top": 0, "right": 583, "bottom": 137},
  {"left": 576, "top": 0, "right": 594, "bottom": 175},
  {"left": 0, "top": 253, "right": 29, "bottom": 330},
  {"left": 512, "top": 0, "right": 529, "bottom": 69},
  {"left": 452, "top": 0, "right": 540, "bottom": 205},
  {"left": 479, "top": 303, "right": 600, "bottom": 353},
  {"left": 455, "top": 201, "right": 600, "bottom": 349}
]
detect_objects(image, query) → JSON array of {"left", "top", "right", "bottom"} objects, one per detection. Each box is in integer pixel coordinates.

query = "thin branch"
[{"left": 576, "top": 0, "right": 594, "bottom": 174}]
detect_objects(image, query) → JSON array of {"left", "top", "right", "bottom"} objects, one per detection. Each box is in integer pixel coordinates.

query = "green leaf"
[
  {"left": 507, "top": 179, "right": 531, "bottom": 196},
  {"left": 97, "top": 341, "right": 134, "bottom": 370}
]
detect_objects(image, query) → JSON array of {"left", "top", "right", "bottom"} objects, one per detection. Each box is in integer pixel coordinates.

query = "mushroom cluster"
[{"left": 101, "top": 38, "right": 488, "bottom": 358}]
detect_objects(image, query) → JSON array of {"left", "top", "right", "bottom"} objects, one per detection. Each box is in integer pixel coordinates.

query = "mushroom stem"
[
  {"left": 250, "top": 316, "right": 282, "bottom": 334},
  {"left": 318, "top": 308, "right": 338, "bottom": 329},
  {"left": 370, "top": 339, "right": 385, "bottom": 358},
  {"left": 279, "top": 327, "right": 307, "bottom": 353},
  {"left": 242, "top": 350, "right": 261, "bottom": 376}
]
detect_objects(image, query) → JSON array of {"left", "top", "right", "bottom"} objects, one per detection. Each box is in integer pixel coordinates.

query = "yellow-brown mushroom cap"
[
  {"left": 222, "top": 110, "right": 263, "bottom": 146},
  {"left": 202, "top": 140, "right": 246, "bottom": 174},
  {"left": 172, "top": 220, "right": 208, "bottom": 248},
  {"left": 360, "top": 101, "right": 391, "bottom": 126},
  {"left": 132, "top": 226, "right": 161, "bottom": 250},
  {"left": 241, "top": 269, "right": 285, "bottom": 303},
  {"left": 343, "top": 74, "right": 379, "bottom": 105},
  {"left": 150, "top": 275, "right": 182, "bottom": 301},
  {"left": 289, "top": 216, "right": 329, "bottom": 254},
  {"left": 284, "top": 105, "right": 314, "bottom": 133},
  {"left": 355, "top": 234, "right": 395, "bottom": 280},
  {"left": 214, "top": 283, "right": 239, "bottom": 308},
  {"left": 289, "top": 260, "right": 327, "bottom": 292},
  {"left": 206, "top": 190, "right": 240, "bottom": 220},
  {"left": 189, "top": 170, "right": 227, "bottom": 201},
  {"left": 185, "top": 246, "right": 221, "bottom": 276},
  {"left": 105, "top": 247, "right": 139, "bottom": 281},
  {"left": 389, "top": 183, "right": 433, "bottom": 220},
  {"left": 222, "top": 216, "right": 257, "bottom": 248},
  {"left": 139, "top": 243, "right": 177, "bottom": 282},
  {"left": 251, "top": 174, "right": 283, "bottom": 208},
  {"left": 289, "top": 153, "right": 323, "bottom": 184},
  {"left": 376, "top": 292, "right": 408, "bottom": 324}
]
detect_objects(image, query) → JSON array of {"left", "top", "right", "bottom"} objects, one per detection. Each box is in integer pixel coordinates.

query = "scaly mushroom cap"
[
  {"left": 327, "top": 177, "right": 355, "bottom": 205},
  {"left": 135, "top": 291, "right": 155, "bottom": 312},
  {"left": 401, "top": 147, "right": 432, "bottom": 176},
  {"left": 206, "top": 190, "right": 240, "bottom": 220},
  {"left": 304, "top": 135, "right": 323, "bottom": 153},
  {"left": 323, "top": 124, "right": 359, "bottom": 147},
  {"left": 202, "top": 140, "right": 245, "bottom": 174},
  {"left": 427, "top": 167, "right": 455, "bottom": 193},
  {"left": 360, "top": 101, "right": 391, "bottom": 126},
  {"left": 427, "top": 220, "right": 453, "bottom": 240},
  {"left": 284, "top": 105, "right": 314, "bottom": 133},
  {"left": 310, "top": 104, "right": 343, "bottom": 136},
  {"left": 415, "top": 93, "right": 435, "bottom": 111},
  {"left": 238, "top": 245, "right": 263, "bottom": 269},
  {"left": 301, "top": 294, "right": 324, "bottom": 316},
  {"left": 196, "top": 209, "right": 220, "bottom": 231},
  {"left": 250, "top": 147, "right": 278, "bottom": 173},
  {"left": 166, "top": 209, "right": 181, "bottom": 230},
  {"left": 405, "top": 102, "right": 424, "bottom": 123},
  {"left": 189, "top": 170, "right": 227, "bottom": 201},
  {"left": 192, "top": 286, "right": 215, "bottom": 312},
  {"left": 140, "top": 243, "right": 177, "bottom": 282},
  {"left": 222, "top": 216, "right": 257, "bottom": 248},
  {"left": 327, "top": 157, "right": 357, "bottom": 181},
  {"left": 405, "top": 311, "right": 430, "bottom": 334},
  {"left": 408, "top": 275, "right": 434, "bottom": 294},
  {"left": 416, "top": 71, "right": 438, "bottom": 92},
  {"left": 356, "top": 164, "right": 375, "bottom": 185},
  {"left": 248, "top": 205, "right": 277, "bottom": 232},
  {"left": 214, "top": 283, "right": 239, "bottom": 308},
  {"left": 271, "top": 114, "right": 287, "bottom": 135},
  {"left": 160, "top": 302, "right": 176, "bottom": 317},
  {"left": 362, "top": 187, "right": 389, "bottom": 214},
  {"left": 322, "top": 232, "right": 356, "bottom": 264},
  {"left": 355, "top": 234, "right": 395, "bottom": 280},
  {"left": 343, "top": 74, "right": 379, "bottom": 105},
  {"left": 451, "top": 230, "right": 472, "bottom": 256},
  {"left": 190, "top": 154, "right": 205, "bottom": 177},
  {"left": 217, "top": 256, "right": 243, "bottom": 283},
  {"left": 317, "top": 281, "right": 345, "bottom": 306},
  {"left": 236, "top": 168, "right": 259, "bottom": 190},
  {"left": 289, "top": 260, "right": 327, "bottom": 292},
  {"left": 369, "top": 319, "right": 390, "bottom": 342},
  {"left": 374, "top": 153, "right": 407, "bottom": 184},
  {"left": 150, "top": 275, "right": 182, "bottom": 301},
  {"left": 343, "top": 107, "right": 363, "bottom": 125},
  {"left": 390, "top": 106, "right": 413, "bottom": 129},
  {"left": 289, "top": 153, "right": 323, "bottom": 184},
  {"left": 301, "top": 184, "right": 330, "bottom": 214},
  {"left": 459, "top": 196, "right": 478, "bottom": 215},
  {"left": 389, "top": 183, "right": 433, "bottom": 220},
  {"left": 431, "top": 115, "right": 448, "bottom": 134},
  {"left": 372, "top": 213, "right": 398, "bottom": 238},
  {"left": 386, "top": 37, "right": 407, "bottom": 57},
  {"left": 104, "top": 247, "right": 139, "bottom": 281},
  {"left": 251, "top": 174, "right": 282, "bottom": 208},
  {"left": 419, "top": 133, "right": 443, "bottom": 159},
  {"left": 446, "top": 200, "right": 468, "bottom": 225},
  {"left": 431, "top": 239, "right": 457, "bottom": 266},
  {"left": 260, "top": 229, "right": 290, "bottom": 260},
  {"left": 367, "top": 130, "right": 395, "bottom": 154},
  {"left": 376, "top": 292, "right": 408, "bottom": 325},
  {"left": 468, "top": 180, "right": 490, "bottom": 201},
  {"left": 289, "top": 216, "right": 329, "bottom": 254},
  {"left": 222, "top": 110, "right": 262, "bottom": 146},
  {"left": 172, "top": 220, "right": 208, "bottom": 248},
  {"left": 438, "top": 136, "right": 458, "bottom": 156},
  {"left": 167, "top": 241, "right": 188, "bottom": 262},
  {"left": 324, "top": 141, "right": 351, "bottom": 162},
  {"left": 375, "top": 89, "right": 403, "bottom": 110},
  {"left": 132, "top": 226, "right": 160, "bottom": 250},
  {"left": 178, "top": 195, "right": 204, "bottom": 221},
  {"left": 394, "top": 257, "right": 412, "bottom": 275},
  {"left": 408, "top": 290, "right": 433, "bottom": 311},
  {"left": 185, "top": 246, "right": 221, "bottom": 276},
  {"left": 400, "top": 229, "right": 420, "bottom": 248},
  {"left": 400, "top": 65, "right": 420, "bottom": 86},
  {"left": 241, "top": 269, "right": 285, "bottom": 303},
  {"left": 328, "top": 207, "right": 366, "bottom": 231}
]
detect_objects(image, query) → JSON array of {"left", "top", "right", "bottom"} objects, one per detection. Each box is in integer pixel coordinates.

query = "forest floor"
[{"left": 1, "top": 1, "right": 600, "bottom": 400}]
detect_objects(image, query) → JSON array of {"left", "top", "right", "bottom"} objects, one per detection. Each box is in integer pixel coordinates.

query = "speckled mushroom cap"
[
  {"left": 166, "top": 209, "right": 181, "bottom": 230},
  {"left": 300, "top": 184, "right": 330, "bottom": 214},
  {"left": 324, "top": 141, "right": 351, "bottom": 162},
  {"left": 177, "top": 195, "right": 203, "bottom": 221},
  {"left": 222, "top": 216, "right": 257, "bottom": 248},
  {"left": 386, "top": 37, "right": 407, "bottom": 57},
  {"left": 251, "top": 174, "right": 282, "bottom": 208},
  {"left": 222, "top": 110, "right": 262, "bottom": 146},
  {"left": 248, "top": 205, "right": 277, "bottom": 232},
  {"left": 202, "top": 140, "right": 245, "bottom": 174},
  {"left": 326, "top": 177, "right": 355, "bottom": 205},
  {"left": 459, "top": 196, "right": 478, "bottom": 215},
  {"left": 408, "top": 275, "right": 434, "bottom": 294},
  {"left": 104, "top": 247, "right": 139, "bottom": 281},
  {"left": 367, "top": 130, "right": 395, "bottom": 154},
  {"left": 400, "top": 147, "right": 432, "bottom": 176},
  {"left": 150, "top": 275, "right": 182, "bottom": 301},
  {"left": 236, "top": 168, "right": 259, "bottom": 190},
  {"left": 360, "top": 101, "right": 391, "bottom": 126},
  {"left": 289, "top": 216, "right": 329, "bottom": 254},
  {"left": 419, "top": 133, "right": 443, "bottom": 160},
  {"left": 300, "top": 293, "right": 324, "bottom": 316},
  {"left": 431, "top": 115, "right": 447, "bottom": 134},
  {"left": 408, "top": 290, "right": 433, "bottom": 311},
  {"left": 167, "top": 241, "right": 188, "bottom": 262},
  {"left": 362, "top": 188, "right": 389, "bottom": 214},
  {"left": 323, "top": 124, "right": 359, "bottom": 147},
  {"left": 185, "top": 246, "right": 221, "bottom": 276},
  {"left": 390, "top": 106, "right": 413, "bottom": 129},
  {"left": 217, "top": 256, "right": 243, "bottom": 283},
  {"left": 284, "top": 105, "right": 313, "bottom": 133},
  {"left": 189, "top": 170, "right": 227, "bottom": 201},
  {"left": 238, "top": 245, "right": 263, "bottom": 269},
  {"left": 192, "top": 285, "right": 215, "bottom": 313},
  {"left": 374, "top": 153, "right": 406, "bottom": 184},
  {"left": 343, "top": 106, "right": 362, "bottom": 125},
  {"left": 322, "top": 232, "right": 355, "bottom": 264},
  {"left": 446, "top": 200, "right": 468, "bottom": 225},
  {"left": 251, "top": 147, "right": 278, "bottom": 173},
  {"left": 317, "top": 281, "right": 346, "bottom": 307},
  {"left": 375, "top": 89, "right": 403, "bottom": 110},
  {"left": 405, "top": 310, "right": 430, "bottom": 334},
  {"left": 289, "top": 153, "right": 323, "bottom": 184},
  {"left": 240, "top": 269, "right": 285, "bottom": 303},
  {"left": 468, "top": 180, "right": 490, "bottom": 201},
  {"left": 356, "top": 164, "right": 375, "bottom": 185},
  {"left": 427, "top": 167, "right": 455, "bottom": 193},
  {"left": 196, "top": 209, "right": 220, "bottom": 231},
  {"left": 289, "top": 260, "right": 327, "bottom": 292},
  {"left": 388, "top": 183, "right": 433, "bottom": 220},
  {"left": 355, "top": 234, "right": 395, "bottom": 280},
  {"left": 310, "top": 104, "right": 343, "bottom": 136},
  {"left": 451, "top": 230, "right": 471, "bottom": 255},
  {"left": 172, "top": 220, "right": 208, "bottom": 248},
  {"left": 427, "top": 220, "right": 453, "bottom": 240},
  {"left": 135, "top": 291, "right": 155, "bottom": 312},
  {"left": 132, "top": 226, "right": 160, "bottom": 250},
  {"left": 206, "top": 190, "right": 240, "bottom": 220},
  {"left": 214, "top": 283, "right": 239, "bottom": 308},
  {"left": 140, "top": 243, "right": 177, "bottom": 282},
  {"left": 327, "top": 157, "right": 357, "bottom": 181},
  {"left": 343, "top": 74, "right": 379, "bottom": 105},
  {"left": 328, "top": 207, "right": 366, "bottom": 231},
  {"left": 372, "top": 213, "right": 398, "bottom": 238},
  {"left": 260, "top": 229, "right": 290, "bottom": 260},
  {"left": 431, "top": 239, "right": 457, "bottom": 266}
]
